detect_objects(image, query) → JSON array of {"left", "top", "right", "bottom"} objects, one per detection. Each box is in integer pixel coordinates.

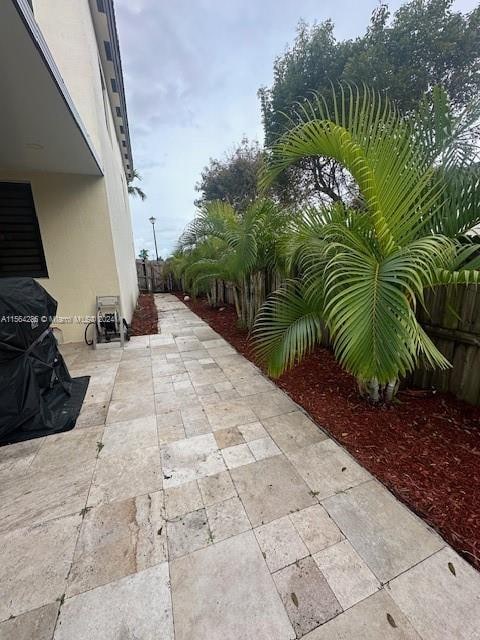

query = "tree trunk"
[
  {"left": 384, "top": 379, "right": 398, "bottom": 403},
  {"left": 231, "top": 285, "right": 242, "bottom": 321}
]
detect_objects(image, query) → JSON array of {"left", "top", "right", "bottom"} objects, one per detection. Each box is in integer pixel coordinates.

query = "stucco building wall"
[{"left": 6, "top": 0, "right": 139, "bottom": 341}]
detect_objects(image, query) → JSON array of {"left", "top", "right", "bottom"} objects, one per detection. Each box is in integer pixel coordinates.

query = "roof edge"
[
  {"left": 12, "top": 0, "right": 104, "bottom": 175},
  {"left": 91, "top": 0, "right": 133, "bottom": 179}
]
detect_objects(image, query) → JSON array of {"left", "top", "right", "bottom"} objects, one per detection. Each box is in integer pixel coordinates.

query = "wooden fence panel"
[
  {"left": 163, "top": 269, "right": 480, "bottom": 405},
  {"left": 136, "top": 260, "right": 170, "bottom": 292},
  {"left": 412, "top": 286, "right": 480, "bottom": 404}
]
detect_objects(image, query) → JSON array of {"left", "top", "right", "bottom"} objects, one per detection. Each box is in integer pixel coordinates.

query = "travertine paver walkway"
[{"left": 1, "top": 293, "right": 479, "bottom": 639}]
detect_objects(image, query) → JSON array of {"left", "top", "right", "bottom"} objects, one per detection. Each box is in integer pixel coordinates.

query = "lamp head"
[{"left": 149, "top": 216, "right": 156, "bottom": 225}]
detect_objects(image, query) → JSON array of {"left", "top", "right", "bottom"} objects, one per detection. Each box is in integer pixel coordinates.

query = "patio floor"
[{"left": 1, "top": 293, "right": 479, "bottom": 639}]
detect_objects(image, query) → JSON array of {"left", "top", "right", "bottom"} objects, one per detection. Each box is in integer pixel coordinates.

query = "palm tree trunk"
[
  {"left": 384, "top": 379, "right": 398, "bottom": 403},
  {"left": 232, "top": 285, "right": 242, "bottom": 321},
  {"left": 365, "top": 378, "right": 380, "bottom": 403}
]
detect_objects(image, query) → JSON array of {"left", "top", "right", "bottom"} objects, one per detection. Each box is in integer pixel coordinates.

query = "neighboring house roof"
[
  {"left": 0, "top": 0, "right": 103, "bottom": 175},
  {"left": 90, "top": 0, "right": 134, "bottom": 180}
]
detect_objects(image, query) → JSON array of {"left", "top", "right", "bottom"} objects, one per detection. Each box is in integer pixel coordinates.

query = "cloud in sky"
[{"left": 115, "top": 0, "right": 477, "bottom": 259}]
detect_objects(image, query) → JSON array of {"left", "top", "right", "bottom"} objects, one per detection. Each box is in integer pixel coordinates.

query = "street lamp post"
[{"left": 149, "top": 216, "right": 159, "bottom": 261}]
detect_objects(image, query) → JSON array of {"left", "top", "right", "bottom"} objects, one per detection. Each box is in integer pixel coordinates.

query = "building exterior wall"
[
  {"left": 19, "top": 0, "right": 139, "bottom": 341},
  {"left": 0, "top": 170, "right": 120, "bottom": 343}
]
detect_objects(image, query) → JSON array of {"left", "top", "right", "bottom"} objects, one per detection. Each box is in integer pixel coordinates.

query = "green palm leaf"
[{"left": 253, "top": 281, "right": 323, "bottom": 376}]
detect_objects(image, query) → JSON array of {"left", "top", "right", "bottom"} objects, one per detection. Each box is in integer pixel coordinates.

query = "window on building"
[
  {"left": 104, "top": 41, "right": 113, "bottom": 62},
  {"left": 111, "top": 78, "right": 118, "bottom": 93},
  {"left": 0, "top": 182, "right": 48, "bottom": 278}
]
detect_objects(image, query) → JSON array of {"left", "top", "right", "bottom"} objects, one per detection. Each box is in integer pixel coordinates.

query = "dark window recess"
[
  {"left": 96, "top": 0, "right": 105, "bottom": 13},
  {"left": 116, "top": 106, "right": 121, "bottom": 118},
  {"left": 122, "top": 140, "right": 126, "bottom": 147},
  {"left": 0, "top": 183, "right": 48, "bottom": 278},
  {"left": 124, "top": 154, "right": 129, "bottom": 160},
  {"left": 119, "top": 125, "right": 124, "bottom": 134},
  {"left": 111, "top": 78, "right": 118, "bottom": 93},
  {"left": 126, "top": 164, "right": 130, "bottom": 170},
  {"left": 104, "top": 40, "right": 113, "bottom": 62}
]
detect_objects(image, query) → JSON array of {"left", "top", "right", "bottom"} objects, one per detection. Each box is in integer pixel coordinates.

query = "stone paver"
[
  {"left": 313, "top": 539, "right": 380, "bottom": 609},
  {"left": 0, "top": 603, "right": 59, "bottom": 640},
  {"left": 322, "top": 480, "right": 444, "bottom": 582},
  {"left": 88, "top": 445, "right": 162, "bottom": 506},
  {"left": 288, "top": 438, "right": 371, "bottom": 499},
  {"left": 67, "top": 491, "right": 166, "bottom": 596},
  {"left": 254, "top": 515, "right": 309, "bottom": 572},
  {"left": 160, "top": 433, "right": 226, "bottom": 488},
  {"left": 247, "top": 435, "right": 281, "bottom": 460},
  {"left": 303, "top": 590, "right": 421, "bottom": 639},
  {"left": 289, "top": 504, "right": 344, "bottom": 554},
  {"left": 1, "top": 294, "right": 478, "bottom": 639},
  {"left": 263, "top": 410, "right": 327, "bottom": 454},
  {"left": 164, "top": 480, "right": 203, "bottom": 519},
  {"left": 170, "top": 531, "right": 295, "bottom": 640},
  {"left": 0, "top": 514, "right": 80, "bottom": 620},
  {"left": 55, "top": 564, "right": 173, "bottom": 640},
  {"left": 221, "top": 442, "right": 255, "bottom": 469},
  {"left": 197, "top": 470, "right": 237, "bottom": 506},
  {"left": 273, "top": 556, "right": 342, "bottom": 637},
  {"left": 206, "top": 496, "right": 251, "bottom": 542},
  {"left": 231, "top": 455, "right": 317, "bottom": 526},
  {"left": 388, "top": 546, "right": 480, "bottom": 640},
  {"left": 166, "top": 508, "right": 212, "bottom": 559}
]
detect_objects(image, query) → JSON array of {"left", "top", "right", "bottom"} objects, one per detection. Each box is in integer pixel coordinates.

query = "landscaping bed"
[
  {"left": 130, "top": 293, "right": 158, "bottom": 336},
  {"left": 177, "top": 293, "right": 480, "bottom": 570}
]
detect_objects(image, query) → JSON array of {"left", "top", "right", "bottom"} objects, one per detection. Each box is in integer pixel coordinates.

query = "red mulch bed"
[
  {"left": 130, "top": 294, "right": 158, "bottom": 336},
  {"left": 176, "top": 292, "right": 480, "bottom": 570}
]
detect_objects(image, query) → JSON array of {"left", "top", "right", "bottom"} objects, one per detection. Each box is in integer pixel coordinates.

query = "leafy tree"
[
  {"left": 344, "top": 1, "right": 480, "bottom": 112},
  {"left": 138, "top": 248, "right": 149, "bottom": 260},
  {"left": 259, "top": 0, "right": 480, "bottom": 203},
  {"left": 128, "top": 169, "right": 147, "bottom": 200},
  {"left": 194, "top": 138, "right": 264, "bottom": 213},
  {"left": 253, "top": 86, "right": 480, "bottom": 403}
]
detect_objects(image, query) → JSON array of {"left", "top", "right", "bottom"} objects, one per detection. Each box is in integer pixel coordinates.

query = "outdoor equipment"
[
  {"left": 92, "top": 295, "right": 130, "bottom": 348},
  {"left": 0, "top": 278, "right": 89, "bottom": 444}
]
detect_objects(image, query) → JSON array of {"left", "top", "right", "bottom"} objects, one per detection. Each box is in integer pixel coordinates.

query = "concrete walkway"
[{"left": 1, "top": 293, "right": 479, "bottom": 639}]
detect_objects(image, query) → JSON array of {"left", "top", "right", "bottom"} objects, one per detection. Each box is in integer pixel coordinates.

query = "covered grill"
[{"left": 0, "top": 278, "right": 89, "bottom": 443}]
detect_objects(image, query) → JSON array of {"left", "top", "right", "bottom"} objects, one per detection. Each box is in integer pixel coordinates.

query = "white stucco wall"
[
  {"left": 0, "top": 170, "right": 120, "bottom": 343},
  {"left": 25, "top": 0, "right": 138, "bottom": 340}
]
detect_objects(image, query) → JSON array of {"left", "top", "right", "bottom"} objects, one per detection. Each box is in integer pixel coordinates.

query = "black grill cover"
[{"left": 0, "top": 278, "right": 88, "bottom": 443}]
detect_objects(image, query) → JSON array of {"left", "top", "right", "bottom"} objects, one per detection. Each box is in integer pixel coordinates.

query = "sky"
[{"left": 115, "top": 0, "right": 477, "bottom": 260}]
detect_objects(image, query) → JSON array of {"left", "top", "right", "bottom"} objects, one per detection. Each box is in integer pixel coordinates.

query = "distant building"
[{"left": 0, "top": 0, "right": 138, "bottom": 342}]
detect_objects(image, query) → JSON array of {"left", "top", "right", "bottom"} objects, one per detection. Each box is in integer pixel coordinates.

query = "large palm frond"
[
  {"left": 253, "top": 280, "right": 323, "bottom": 376},
  {"left": 261, "top": 85, "right": 442, "bottom": 252}
]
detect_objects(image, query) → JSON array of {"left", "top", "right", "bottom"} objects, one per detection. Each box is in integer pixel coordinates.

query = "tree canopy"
[
  {"left": 258, "top": 0, "right": 480, "bottom": 203},
  {"left": 194, "top": 138, "right": 264, "bottom": 214}
]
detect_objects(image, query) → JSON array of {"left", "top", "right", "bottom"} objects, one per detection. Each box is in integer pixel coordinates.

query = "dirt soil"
[
  {"left": 177, "top": 292, "right": 480, "bottom": 570},
  {"left": 130, "top": 294, "right": 158, "bottom": 336}
]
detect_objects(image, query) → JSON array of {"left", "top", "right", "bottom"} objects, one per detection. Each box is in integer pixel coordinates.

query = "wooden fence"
[
  {"left": 136, "top": 260, "right": 173, "bottom": 293},
  {"left": 168, "top": 272, "right": 480, "bottom": 405},
  {"left": 411, "top": 285, "right": 480, "bottom": 404}
]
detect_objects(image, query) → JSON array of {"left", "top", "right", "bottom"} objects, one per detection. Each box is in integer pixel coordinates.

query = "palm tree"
[
  {"left": 138, "top": 249, "right": 149, "bottom": 260},
  {"left": 178, "top": 199, "right": 291, "bottom": 328},
  {"left": 253, "top": 86, "right": 480, "bottom": 402},
  {"left": 128, "top": 169, "right": 146, "bottom": 200}
]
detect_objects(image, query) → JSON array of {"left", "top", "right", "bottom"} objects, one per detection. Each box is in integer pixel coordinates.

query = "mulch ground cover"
[
  {"left": 130, "top": 294, "right": 158, "bottom": 336},
  {"left": 177, "top": 292, "right": 480, "bottom": 570}
]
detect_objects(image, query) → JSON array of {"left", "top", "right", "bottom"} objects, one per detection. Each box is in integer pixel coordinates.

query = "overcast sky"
[{"left": 115, "top": 0, "right": 476, "bottom": 259}]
